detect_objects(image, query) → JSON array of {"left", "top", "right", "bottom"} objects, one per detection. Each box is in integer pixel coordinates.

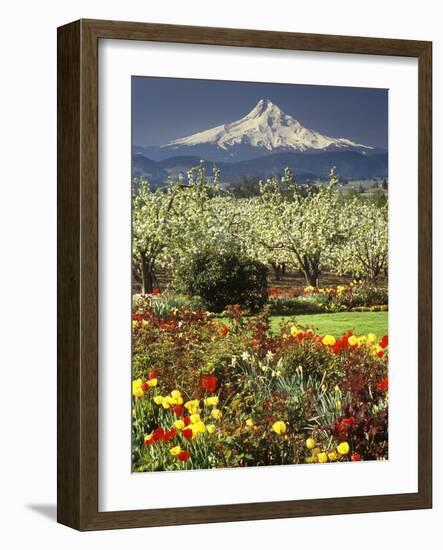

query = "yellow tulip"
[
  {"left": 204, "top": 396, "right": 219, "bottom": 406},
  {"left": 132, "top": 379, "right": 143, "bottom": 397},
  {"left": 170, "top": 445, "right": 181, "bottom": 456},
  {"left": 174, "top": 419, "right": 185, "bottom": 430},
  {"left": 193, "top": 421, "right": 206, "bottom": 434},
  {"left": 147, "top": 378, "right": 158, "bottom": 387},
  {"left": 290, "top": 325, "right": 303, "bottom": 337},
  {"left": 171, "top": 391, "right": 183, "bottom": 404},
  {"left": 306, "top": 437, "right": 316, "bottom": 449},
  {"left": 322, "top": 334, "right": 336, "bottom": 346},
  {"left": 246, "top": 418, "right": 254, "bottom": 427},
  {"left": 190, "top": 413, "right": 201, "bottom": 424},
  {"left": 272, "top": 421, "right": 286, "bottom": 435},
  {"left": 206, "top": 424, "right": 216, "bottom": 434},
  {"left": 184, "top": 399, "right": 200, "bottom": 413},
  {"left": 337, "top": 442, "right": 350, "bottom": 455},
  {"left": 211, "top": 409, "right": 222, "bottom": 420},
  {"left": 357, "top": 336, "right": 367, "bottom": 346},
  {"left": 348, "top": 335, "right": 358, "bottom": 346},
  {"left": 318, "top": 452, "right": 328, "bottom": 463}
]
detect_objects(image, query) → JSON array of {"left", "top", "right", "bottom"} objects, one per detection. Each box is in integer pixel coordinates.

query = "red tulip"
[
  {"left": 380, "top": 335, "right": 389, "bottom": 349},
  {"left": 148, "top": 371, "right": 158, "bottom": 380},
  {"left": 171, "top": 404, "right": 184, "bottom": 417},
  {"left": 351, "top": 453, "right": 361, "bottom": 461},
  {"left": 152, "top": 427, "right": 165, "bottom": 442},
  {"left": 201, "top": 375, "right": 218, "bottom": 393},
  {"left": 164, "top": 429, "right": 177, "bottom": 442},
  {"left": 141, "top": 383, "right": 149, "bottom": 392},
  {"left": 377, "top": 378, "right": 388, "bottom": 391},
  {"left": 342, "top": 418, "right": 354, "bottom": 426},
  {"left": 182, "top": 428, "right": 193, "bottom": 441},
  {"left": 218, "top": 324, "right": 229, "bottom": 336},
  {"left": 177, "top": 450, "right": 190, "bottom": 461},
  {"left": 332, "top": 340, "right": 344, "bottom": 354},
  {"left": 337, "top": 417, "right": 354, "bottom": 432}
]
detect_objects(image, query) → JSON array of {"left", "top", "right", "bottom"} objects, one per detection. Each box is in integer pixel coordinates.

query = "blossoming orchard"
[{"left": 131, "top": 163, "right": 388, "bottom": 471}]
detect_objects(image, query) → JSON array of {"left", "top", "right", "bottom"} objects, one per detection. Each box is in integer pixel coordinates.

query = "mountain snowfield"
[
  {"left": 133, "top": 98, "right": 387, "bottom": 184},
  {"left": 161, "top": 99, "right": 372, "bottom": 157}
]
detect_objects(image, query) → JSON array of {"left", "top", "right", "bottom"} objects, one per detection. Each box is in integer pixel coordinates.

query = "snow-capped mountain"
[{"left": 153, "top": 99, "right": 372, "bottom": 161}]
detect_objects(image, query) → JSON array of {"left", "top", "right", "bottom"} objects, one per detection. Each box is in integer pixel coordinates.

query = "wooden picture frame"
[{"left": 57, "top": 18, "right": 432, "bottom": 530}]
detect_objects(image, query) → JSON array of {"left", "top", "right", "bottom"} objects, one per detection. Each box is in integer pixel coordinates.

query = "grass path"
[{"left": 270, "top": 312, "right": 388, "bottom": 338}]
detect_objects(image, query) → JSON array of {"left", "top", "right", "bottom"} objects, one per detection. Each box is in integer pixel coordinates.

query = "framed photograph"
[{"left": 57, "top": 19, "right": 432, "bottom": 530}]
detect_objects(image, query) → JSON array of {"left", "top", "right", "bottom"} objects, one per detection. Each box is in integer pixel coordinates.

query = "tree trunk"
[
  {"left": 140, "top": 253, "right": 154, "bottom": 294},
  {"left": 301, "top": 254, "right": 320, "bottom": 287},
  {"left": 270, "top": 261, "right": 283, "bottom": 281},
  {"left": 367, "top": 260, "right": 381, "bottom": 281},
  {"left": 367, "top": 267, "right": 380, "bottom": 281},
  {"left": 303, "top": 270, "right": 319, "bottom": 287}
]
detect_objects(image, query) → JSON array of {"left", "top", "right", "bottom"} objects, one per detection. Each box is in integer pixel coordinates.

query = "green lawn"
[{"left": 270, "top": 312, "right": 388, "bottom": 338}]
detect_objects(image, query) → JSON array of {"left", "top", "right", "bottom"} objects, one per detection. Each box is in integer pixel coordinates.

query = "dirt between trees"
[{"left": 132, "top": 268, "right": 387, "bottom": 295}]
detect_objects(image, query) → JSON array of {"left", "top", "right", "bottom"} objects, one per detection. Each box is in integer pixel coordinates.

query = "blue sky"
[{"left": 132, "top": 76, "right": 388, "bottom": 149}]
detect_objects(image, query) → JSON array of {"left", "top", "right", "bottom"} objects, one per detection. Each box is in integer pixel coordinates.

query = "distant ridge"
[{"left": 132, "top": 150, "right": 388, "bottom": 187}]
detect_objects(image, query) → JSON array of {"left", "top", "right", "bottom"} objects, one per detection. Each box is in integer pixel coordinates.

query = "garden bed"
[{"left": 132, "top": 299, "right": 388, "bottom": 471}]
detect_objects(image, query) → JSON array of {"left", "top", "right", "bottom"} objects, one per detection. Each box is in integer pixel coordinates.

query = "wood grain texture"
[
  {"left": 82, "top": 18, "right": 429, "bottom": 57},
  {"left": 417, "top": 41, "right": 432, "bottom": 506},
  {"left": 57, "top": 19, "right": 432, "bottom": 531},
  {"left": 57, "top": 20, "right": 81, "bottom": 528}
]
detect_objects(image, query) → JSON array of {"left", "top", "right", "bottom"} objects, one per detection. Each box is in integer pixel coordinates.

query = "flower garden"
[
  {"left": 131, "top": 163, "right": 388, "bottom": 471},
  {"left": 132, "top": 292, "right": 388, "bottom": 471}
]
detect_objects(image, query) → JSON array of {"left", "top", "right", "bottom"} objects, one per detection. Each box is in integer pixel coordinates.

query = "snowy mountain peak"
[
  {"left": 161, "top": 99, "right": 372, "bottom": 158},
  {"left": 247, "top": 98, "right": 284, "bottom": 117}
]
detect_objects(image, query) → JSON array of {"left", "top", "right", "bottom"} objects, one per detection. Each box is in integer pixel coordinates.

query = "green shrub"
[
  {"left": 176, "top": 251, "right": 268, "bottom": 313},
  {"left": 269, "top": 296, "right": 326, "bottom": 315}
]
